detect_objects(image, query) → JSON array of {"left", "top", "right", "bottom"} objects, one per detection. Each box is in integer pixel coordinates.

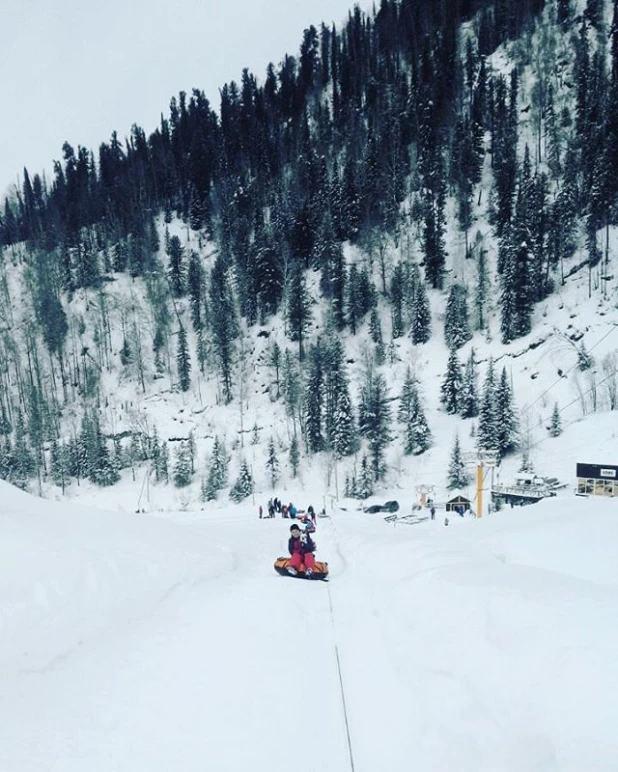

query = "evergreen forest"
[{"left": 0, "top": 0, "right": 616, "bottom": 502}]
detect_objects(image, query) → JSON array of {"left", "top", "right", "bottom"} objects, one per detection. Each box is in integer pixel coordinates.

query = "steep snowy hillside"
[{"left": 0, "top": 0, "right": 616, "bottom": 516}]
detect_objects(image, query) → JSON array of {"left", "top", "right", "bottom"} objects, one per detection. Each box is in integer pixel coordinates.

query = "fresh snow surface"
[{"left": 1, "top": 479, "right": 617, "bottom": 772}]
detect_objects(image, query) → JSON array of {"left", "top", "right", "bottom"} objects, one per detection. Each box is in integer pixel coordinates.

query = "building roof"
[{"left": 447, "top": 492, "right": 471, "bottom": 503}]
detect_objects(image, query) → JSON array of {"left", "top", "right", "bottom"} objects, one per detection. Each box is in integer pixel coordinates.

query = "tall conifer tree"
[{"left": 440, "top": 350, "right": 463, "bottom": 415}]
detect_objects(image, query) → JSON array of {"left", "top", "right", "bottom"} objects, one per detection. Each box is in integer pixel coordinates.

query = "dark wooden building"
[
  {"left": 445, "top": 493, "right": 471, "bottom": 514},
  {"left": 576, "top": 463, "right": 618, "bottom": 497}
]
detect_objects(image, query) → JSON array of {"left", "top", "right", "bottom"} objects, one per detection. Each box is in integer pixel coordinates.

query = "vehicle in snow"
[{"left": 363, "top": 500, "right": 400, "bottom": 514}]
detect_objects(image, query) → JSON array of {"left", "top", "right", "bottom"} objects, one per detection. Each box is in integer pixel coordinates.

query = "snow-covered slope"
[{"left": 1, "top": 480, "right": 617, "bottom": 771}]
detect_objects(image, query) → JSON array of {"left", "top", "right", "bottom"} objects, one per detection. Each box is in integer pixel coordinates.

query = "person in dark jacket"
[{"left": 287, "top": 524, "right": 316, "bottom": 576}]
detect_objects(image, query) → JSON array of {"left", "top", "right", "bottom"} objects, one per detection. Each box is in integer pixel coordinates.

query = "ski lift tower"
[
  {"left": 463, "top": 450, "right": 499, "bottom": 518},
  {"left": 415, "top": 484, "right": 435, "bottom": 508}
]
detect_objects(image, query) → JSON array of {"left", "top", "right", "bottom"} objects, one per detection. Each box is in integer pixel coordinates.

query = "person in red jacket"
[{"left": 287, "top": 523, "right": 316, "bottom": 576}]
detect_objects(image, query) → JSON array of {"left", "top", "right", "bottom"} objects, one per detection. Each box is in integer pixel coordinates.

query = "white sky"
[{"left": 1, "top": 0, "right": 370, "bottom": 194}]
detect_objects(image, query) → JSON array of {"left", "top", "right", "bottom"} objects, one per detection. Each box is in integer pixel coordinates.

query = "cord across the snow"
[{"left": 327, "top": 574, "right": 356, "bottom": 772}]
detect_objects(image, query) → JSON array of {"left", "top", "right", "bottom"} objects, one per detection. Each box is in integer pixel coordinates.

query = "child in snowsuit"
[{"left": 287, "top": 524, "right": 316, "bottom": 576}]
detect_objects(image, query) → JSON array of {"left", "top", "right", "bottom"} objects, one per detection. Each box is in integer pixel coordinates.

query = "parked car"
[
  {"left": 363, "top": 500, "right": 400, "bottom": 514},
  {"left": 364, "top": 504, "right": 383, "bottom": 514}
]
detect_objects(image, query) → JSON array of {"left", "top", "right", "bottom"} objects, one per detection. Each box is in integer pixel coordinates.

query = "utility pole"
[
  {"left": 464, "top": 450, "right": 498, "bottom": 518},
  {"left": 476, "top": 463, "right": 484, "bottom": 519}
]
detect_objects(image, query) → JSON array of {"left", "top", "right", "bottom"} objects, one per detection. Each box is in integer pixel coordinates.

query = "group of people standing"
[
  {"left": 260, "top": 497, "right": 297, "bottom": 518},
  {"left": 259, "top": 498, "right": 317, "bottom": 529}
]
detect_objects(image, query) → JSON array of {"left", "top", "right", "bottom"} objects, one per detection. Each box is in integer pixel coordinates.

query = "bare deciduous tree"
[{"left": 602, "top": 352, "right": 618, "bottom": 410}]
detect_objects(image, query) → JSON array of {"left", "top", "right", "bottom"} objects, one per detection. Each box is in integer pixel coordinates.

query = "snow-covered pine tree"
[
  {"left": 281, "top": 349, "right": 301, "bottom": 435},
  {"left": 0, "top": 403, "right": 11, "bottom": 436},
  {"left": 251, "top": 423, "right": 260, "bottom": 445},
  {"left": 477, "top": 359, "right": 499, "bottom": 451},
  {"left": 113, "top": 435, "right": 124, "bottom": 474},
  {"left": 409, "top": 390, "right": 431, "bottom": 455},
  {"left": 304, "top": 340, "right": 325, "bottom": 453},
  {"left": 153, "top": 326, "right": 166, "bottom": 376},
  {"left": 176, "top": 325, "right": 191, "bottom": 392},
  {"left": 369, "top": 309, "right": 385, "bottom": 365},
  {"left": 499, "top": 233, "right": 518, "bottom": 344},
  {"left": 411, "top": 268, "right": 431, "bottom": 344},
  {"left": 229, "top": 459, "right": 254, "bottom": 502},
  {"left": 512, "top": 240, "right": 534, "bottom": 339},
  {"left": 167, "top": 235, "right": 186, "bottom": 297},
  {"left": 286, "top": 260, "right": 312, "bottom": 362},
  {"left": 548, "top": 166, "right": 577, "bottom": 275},
  {"left": 50, "top": 440, "right": 69, "bottom": 492},
  {"left": 153, "top": 441, "right": 169, "bottom": 483},
  {"left": 500, "top": 220, "right": 534, "bottom": 343},
  {"left": 12, "top": 409, "right": 35, "bottom": 485},
  {"left": 93, "top": 435, "right": 120, "bottom": 487},
  {"left": 460, "top": 348, "right": 479, "bottom": 418},
  {"left": 80, "top": 411, "right": 119, "bottom": 487},
  {"left": 549, "top": 402, "right": 562, "bottom": 437},
  {"left": 390, "top": 262, "right": 404, "bottom": 339},
  {"left": 422, "top": 181, "right": 447, "bottom": 290},
  {"left": 399, "top": 368, "right": 416, "bottom": 452},
  {"left": 268, "top": 340, "right": 281, "bottom": 399},
  {"left": 265, "top": 437, "right": 280, "bottom": 488},
  {"left": 254, "top": 221, "right": 283, "bottom": 320},
  {"left": 127, "top": 434, "right": 143, "bottom": 468},
  {"left": 399, "top": 367, "right": 431, "bottom": 455},
  {"left": 474, "top": 244, "right": 490, "bottom": 331},
  {"left": 440, "top": 349, "right": 463, "bottom": 414},
  {"left": 187, "top": 430, "right": 196, "bottom": 474},
  {"left": 120, "top": 336, "right": 132, "bottom": 367},
  {"left": 323, "top": 338, "right": 342, "bottom": 445},
  {"left": 173, "top": 441, "right": 193, "bottom": 488},
  {"left": 358, "top": 368, "right": 391, "bottom": 480},
  {"left": 357, "top": 454, "right": 374, "bottom": 499},
  {"left": 332, "top": 388, "right": 357, "bottom": 458},
  {"left": 68, "top": 431, "right": 88, "bottom": 485},
  {"left": 0, "top": 436, "right": 13, "bottom": 482},
  {"left": 344, "top": 472, "right": 357, "bottom": 498},
  {"left": 289, "top": 435, "right": 300, "bottom": 478},
  {"left": 578, "top": 342, "right": 594, "bottom": 371},
  {"left": 204, "top": 436, "right": 228, "bottom": 499},
  {"left": 443, "top": 284, "right": 472, "bottom": 350},
  {"left": 447, "top": 434, "right": 469, "bottom": 489},
  {"left": 495, "top": 367, "right": 519, "bottom": 456},
  {"left": 209, "top": 256, "right": 239, "bottom": 403},
  {"left": 187, "top": 249, "right": 204, "bottom": 333},
  {"left": 323, "top": 339, "right": 356, "bottom": 457},
  {"left": 345, "top": 263, "right": 361, "bottom": 335}
]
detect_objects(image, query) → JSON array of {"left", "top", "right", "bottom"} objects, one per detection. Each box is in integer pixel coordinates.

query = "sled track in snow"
[
  {"left": 323, "top": 516, "right": 356, "bottom": 772},
  {"left": 327, "top": 581, "right": 356, "bottom": 772}
]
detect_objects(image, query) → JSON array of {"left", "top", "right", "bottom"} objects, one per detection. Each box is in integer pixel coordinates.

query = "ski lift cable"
[
  {"left": 526, "top": 366, "right": 618, "bottom": 454},
  {"left": 551, "top": 368, "right": 618, "bottom": 418},
  {"left": 524, "top": 323, "right": 618, "bottom": 412}
]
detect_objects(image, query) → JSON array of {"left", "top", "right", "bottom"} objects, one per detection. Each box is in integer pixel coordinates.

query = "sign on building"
[{"left": 576, "top": 464, "right": 618, "bottom": 496}]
